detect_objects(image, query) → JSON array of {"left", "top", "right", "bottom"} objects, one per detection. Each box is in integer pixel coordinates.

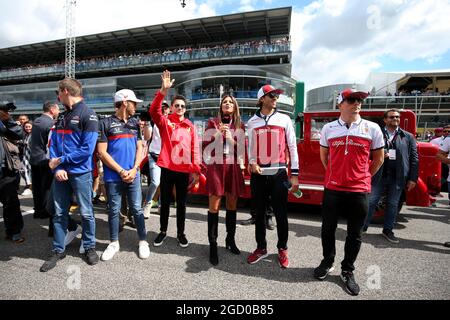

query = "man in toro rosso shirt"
[
  {"left": 40, "top": 78, "right": 99, "bottom": 272},
  {"left": 246, "top": 84, "right": 299, "bottom": 269},
  {"left": 97, "top": 89, "right": 150, "bottom": 261},
  {"left": 314, "top": 88, "right": 385, "bottom": 296}
]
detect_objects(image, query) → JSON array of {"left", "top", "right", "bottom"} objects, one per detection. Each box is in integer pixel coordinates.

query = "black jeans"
[
  {"left": 159, "top": 168, "right": 189, "bottom": 235},
  {"left": 250, "top": 169, "right": 289, "bottom": 250},
  {"left": 321, "top": 188, "right": 368, "bottom": 272},
  {"left": 0, "top": 168, "right": 23, "bottom": 237},
  {"left": 31, "top": 162, "right": 53, "bottom": 218}
]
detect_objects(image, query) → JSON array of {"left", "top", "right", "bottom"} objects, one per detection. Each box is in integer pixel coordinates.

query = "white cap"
[{"left": 114, "top": 89, "right": 143, "bottom": 103}]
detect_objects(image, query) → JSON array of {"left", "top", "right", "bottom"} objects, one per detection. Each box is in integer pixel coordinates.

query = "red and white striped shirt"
[{"left": 320, "top": 117, "right": 384, "bottom": 192}]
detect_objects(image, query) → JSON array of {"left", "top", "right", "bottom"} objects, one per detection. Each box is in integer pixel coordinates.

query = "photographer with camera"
[{"left": 0, "top": 102, "right": 25, "bottom": 243}]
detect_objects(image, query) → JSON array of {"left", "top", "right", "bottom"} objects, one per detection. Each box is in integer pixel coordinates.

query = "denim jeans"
[
  {"left": 364, "top": 175, "right": 403, "bottom": 231},
  {"left": 144, "top": 156, "right": 161, "bottom": 204},
  {"left": 52, "top": 172, "right": 96, "bottom": 253},
  {"left": 105, "top": 174, "right": 146, "bottom": 241}
]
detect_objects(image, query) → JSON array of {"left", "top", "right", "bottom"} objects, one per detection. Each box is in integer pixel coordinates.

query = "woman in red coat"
[{"left": 203, "top": 94, "right": 245, "bottom": 265}]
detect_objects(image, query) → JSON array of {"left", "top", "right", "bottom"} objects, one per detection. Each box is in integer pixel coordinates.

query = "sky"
[{"left": 0, "top": 0, "right": 449, "bottom": 90}]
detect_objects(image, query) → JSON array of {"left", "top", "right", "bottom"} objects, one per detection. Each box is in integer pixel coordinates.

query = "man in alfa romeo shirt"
[
  {"left": 246, "top": 84, "right": 299, "bottom": 269},
  {"left": 314, "top": 88, "right": 385, "bottom": 296}
]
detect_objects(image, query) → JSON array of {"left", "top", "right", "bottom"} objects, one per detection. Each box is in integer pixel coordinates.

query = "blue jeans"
[
  {"left": 105, "top": 175, "right": 147, "bottom": 241},
  {"left": 365, "top": 175, "right": 403, "bottom": 231},
  {"left": 52, "top": 172, "right": 96, "bottom": 253},
  {"left": 144, "top": 156, "right": 161, "bottom": 204}
]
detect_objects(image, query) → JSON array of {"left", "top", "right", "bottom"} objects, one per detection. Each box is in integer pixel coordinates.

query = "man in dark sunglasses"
[
  {"left": 316, "top": 88, "right": 385, "bottom": 296},
  {"left": 363, "top": 108, "right": 418, "bottom": 244}
]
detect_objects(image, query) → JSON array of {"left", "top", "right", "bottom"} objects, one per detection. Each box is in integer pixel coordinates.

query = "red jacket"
[{"left": 149, "top": 91, "right": 201, "bottom": 174}]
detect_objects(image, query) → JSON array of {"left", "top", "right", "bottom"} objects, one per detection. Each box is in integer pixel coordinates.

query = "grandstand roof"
[{"left": 0, "top": 7, "right": 291, "bottom": 69}]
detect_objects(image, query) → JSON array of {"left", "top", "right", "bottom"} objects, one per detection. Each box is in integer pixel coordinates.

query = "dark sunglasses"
[
  {"left": 266, "top": 93, "right": 279, "bottom": 99},
  {"left": 443, "top": 130, "right": 450, "bottom": 133},
  {"left": 174, "top": 103, "right": 186, "bottom": 109},
  {"left": 388, "top": 115, "right": 400, "bottom": 119},
  {"left": 344, "top": 97, "right": 363, "bottom": 104}
]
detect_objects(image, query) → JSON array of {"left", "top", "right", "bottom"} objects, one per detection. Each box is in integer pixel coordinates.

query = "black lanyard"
[{"left": 384, "top": 129, "right": 398, "bottom": 149}]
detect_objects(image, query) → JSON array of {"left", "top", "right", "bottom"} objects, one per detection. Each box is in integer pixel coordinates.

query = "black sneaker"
[
  {"left": 240, "top": 216, "right": 256, "bottom": 225},
  {"left": 40, "top": 251, "right": 66, "bottom": 272},
  {"left": 340, "top": 271, "right": 360, "bottom": 296},
  {"left": 382, "top": 229, "right": 399, "bottom": 243},
  {"left": 266, "top": 216, "right": 275, "bottom": 230},
  {"left": 177, "top": 234, "right": 189, "bottom": 248},
  {"left": 84, "top": 248, "right": 99, "bottom": 265},
  {"left": 444, "top": 242, "right": 450, "bottom": 248},
  {"left": 313, "top": 262, "right": 334, "bottom": 280},
  {"left": 153, "top": 232, "right": 167, "bottom": 247}
]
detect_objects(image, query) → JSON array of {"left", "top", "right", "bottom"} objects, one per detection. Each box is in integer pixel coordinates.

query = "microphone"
[{"left": 221, "top": 114, "right": 231, "bottom": 155}]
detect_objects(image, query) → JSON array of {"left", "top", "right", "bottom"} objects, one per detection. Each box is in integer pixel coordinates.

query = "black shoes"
[
  {"left": 177, "top": 234, "right": 189, "bottom": 248},
  {"left": 209, "top": 244, "right": 218, "bottom": 266},
  {"left": 153, "top": 232, "right": 167, "bottom": 247},
  {"left": 313, "top": 262, "right": 335, "bottom": 280},
  {"left": 444, "top": 242, "right": 450, "bottom": 248},
  {"left": 225, "top": 237, "right": 241, "bottom": 255},
  {"left": 340, "top": 271, "right": 360, "bottom": 296},
  {"left": 84, "top": 248, "right": 99, "bottom": 265},
  {"left": 40, "top": 251, "right": 66, "bottom": 272},
  {"left": 382, "top": 229, "right": 399, "bottom": 243}
]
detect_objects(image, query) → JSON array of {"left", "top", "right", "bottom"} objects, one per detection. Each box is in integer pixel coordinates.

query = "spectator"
[
  {"left": 0, "top": 102, "right": 25, "bottom": 243},
  {"left": 363, "top": 109, "right": 418, "bottom": 243},
  {"left": 19, "top": 121, "right": 33, "bottom": 195}
]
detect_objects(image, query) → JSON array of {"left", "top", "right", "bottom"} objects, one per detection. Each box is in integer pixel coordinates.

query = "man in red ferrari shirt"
[
  {"left": 149, "top": 70, "right": 200, "bottom": 248},
  {"left": 314, "top": 88, "right": 385, "bottom": 296}
]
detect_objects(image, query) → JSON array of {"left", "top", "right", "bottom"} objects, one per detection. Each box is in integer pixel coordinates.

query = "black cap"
[{"left": 0, "top": 102, "right": 17, "bottom": 112}]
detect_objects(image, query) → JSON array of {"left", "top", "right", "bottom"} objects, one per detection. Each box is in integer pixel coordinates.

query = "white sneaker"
[
  {"left": 79, "top": 241, "right": 85, "bottom": 254},
  {"left": 21, "top": 188, "right": 32, "bottom": 196},
  {"left": 64, "top": 225, "right": 82, "bottom": 246},
  {"left": 143, "top": 203, "right": 151, "bottom": 219},
  {"left": 138, "top": 241, "right": 150, "bottom": 259},
  {"left": 101, "top": 242, "right": 120, "bottom": 261}
]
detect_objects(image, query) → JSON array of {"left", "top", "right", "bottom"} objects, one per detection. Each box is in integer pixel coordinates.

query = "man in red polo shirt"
[{"left": 314, "top": 88, "right": 385, "bottom": 296}]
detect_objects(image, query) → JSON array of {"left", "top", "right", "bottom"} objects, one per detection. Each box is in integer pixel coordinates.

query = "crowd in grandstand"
[{"left": 0, "top": 38, "right": 290, "bottom": 78}]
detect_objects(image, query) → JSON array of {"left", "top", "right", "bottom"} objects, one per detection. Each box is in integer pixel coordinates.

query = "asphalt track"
[{"left": 1, "top": 193, "right": 449, "bottom": 300}]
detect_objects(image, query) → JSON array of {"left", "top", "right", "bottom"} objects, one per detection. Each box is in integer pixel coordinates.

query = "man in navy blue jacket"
[
  {"left": 40, "top": 78, "right": 99, "bottom": 272},
  {"left": 363, "top": 109, "right": 418, "bottom": 243}
]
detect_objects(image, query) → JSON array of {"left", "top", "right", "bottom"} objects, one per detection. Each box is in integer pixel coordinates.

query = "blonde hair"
[
  {"left": 218, "top": 94, "right": 241, "bottom": 129},
  {"left": 58, "top": 78, "right": 82, "bottom": 97}
]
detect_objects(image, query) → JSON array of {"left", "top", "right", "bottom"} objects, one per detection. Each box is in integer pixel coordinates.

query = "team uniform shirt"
[
  {"left": 438, "top": 137, "right": 450, "bottom": 182},
  {"left": 50, "top": 101, "right": 98, "bottom": 174},
  {"left": 98, "top": 115, "right": 141, "bottom": 182},
  {"left": 149, "top": 91, "right": 201, "bottom": 174},
  {"left": 320, "top": 117, "right": 384, "bottom": 192},
  {"left": 430, "top": 136, "right": 448, "bottom": 148},
  {"left": 246, "top": 109, "right": 299, "bottom": 176}
]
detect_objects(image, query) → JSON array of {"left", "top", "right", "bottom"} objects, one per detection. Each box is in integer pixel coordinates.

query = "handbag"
[{"left": 1, "top": 137, "right": 22, "bottom": 172}]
